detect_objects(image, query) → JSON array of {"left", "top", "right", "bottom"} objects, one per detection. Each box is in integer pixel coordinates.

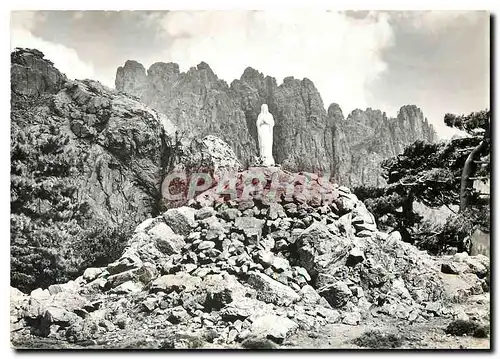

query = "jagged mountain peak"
[
  {"left": 148, "top": 61, "right": 180, "bottom": 75},
  {"left": 10, "top": 47, "right": 490, "bottom": 350},
  {"left": 241, "top": 66, "right": 264, "bottom": 80},
  {"left": 122, "top": 59, "right": 146, "bottom": 71},
  {"left": 398, "top": 104, "right": 423, "bottom": 114},
  {"left": 327, "top": 103, "right": 345, "bottom": 121},
  {"left": 196, "top": 61, "right": 213, "bottom": 71}
]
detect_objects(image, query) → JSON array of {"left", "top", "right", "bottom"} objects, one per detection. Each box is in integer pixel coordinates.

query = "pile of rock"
[{"left": 10, "top": 168, "right": 489, "bottom": 348}]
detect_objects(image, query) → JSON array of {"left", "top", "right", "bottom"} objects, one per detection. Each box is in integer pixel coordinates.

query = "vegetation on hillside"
[{"left": 10, "top": 93, "right": 130, "bottom": 292}]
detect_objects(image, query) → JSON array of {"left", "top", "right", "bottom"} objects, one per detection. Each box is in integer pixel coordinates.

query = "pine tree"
[
  {"left": 355, "top": 109, "right": 490, "bottom": 253},
  {"left": 444, "top": 110, "right": 490, "bottom": 211}
]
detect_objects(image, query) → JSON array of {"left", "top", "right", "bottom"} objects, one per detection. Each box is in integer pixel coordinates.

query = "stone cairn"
[{"left": 10, "top": 167, "right": 489, "bottom": 348}]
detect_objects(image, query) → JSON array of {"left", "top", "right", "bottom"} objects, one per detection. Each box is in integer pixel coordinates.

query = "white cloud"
[
  {"left": 156, "top": 10, "right": 394, "bottom": 114},
  {"left": 10, "top": 12, "right": 104, "bottom": 86},
  {"left": 397, "top": 10, "right": 486, "bottom": 33},
  {"left": 10, "top": 11, "right": 39, "bottom": 31}
]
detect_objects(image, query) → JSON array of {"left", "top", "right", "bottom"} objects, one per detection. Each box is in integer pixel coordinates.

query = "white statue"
[{"left": 256, "top": 104, "right": 275, "bottom": 166}]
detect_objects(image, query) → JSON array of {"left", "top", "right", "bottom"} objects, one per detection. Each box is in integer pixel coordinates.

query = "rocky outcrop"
[
  {"left": 53, "top": 79, "right": 170, "bottom": 224},
  {"left": 11, "top": 167, "right": 489, "bottom": 348},
  {"left": 115, "top": 60, "right": 148, "bottom": 99},
  {"left": 10, "top": 48, "right": 242, "bottom": 292},
  {"left": 116, "top": 62, "right": 436, "bottom": 186},
  {"left": 11, "top": 48, "right": 67, "bottom": 96},
  {"left": 11, "top": 48, "right": 174, "bottom": 227}
]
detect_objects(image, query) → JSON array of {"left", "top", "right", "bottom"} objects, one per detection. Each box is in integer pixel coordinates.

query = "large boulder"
[
  {"left": 178, "top": 135, "right": 243, "bottom": 179},
  {"left": 296, "top": 222, "right": 353, "bottom": 287},
  {"left": 10, "top": 49, "right": 175, "bottom": 292},
  {"left": 195, "top": 273, "right": 250, "bottom": 311},
  {"left": 299, "top": 285, "right": 323, "bottom": 306},
  {"left": 220, "top": 297, "right": 271, "bottom": 322},
  {"left": 147, "top": 222, "right": 186, "bottom": 255},
  {"left": 163, "top": 207, "right": 196, "bottom": 236},
  {"left": 10, "top": 48, "right": 248, "bottom": 293},
  {"left": 43, "top": 292, "right": 89, "bottom": 313},
  {"left": 351, "top": 203, "right": 377, "bottom": 233},
  {"left": 234, "top": 217, "right": 265, "bottom": 245},
  {"left": 111, "top": 280, "right": 144, "bottom": 294},
  {"left": 116, "top": 59, "right": 435, "bottom": 187},
  {"left": 250, "top": 315, "right": 298, "bottom": 344},
  {"left": 246, "top": 271, "right": 300, "bottom": 306},
  {"left": 150, "top": 273, "right": 202, "bottom": 294},
  {"left": 115, "top": 59, "right": 257, "bottom": 164},
  {"left": 17, "top": 290, "right": 90, "bottom": 337},
  {"left": 469, "top": 228, "right": 490, "bottom": 257}
]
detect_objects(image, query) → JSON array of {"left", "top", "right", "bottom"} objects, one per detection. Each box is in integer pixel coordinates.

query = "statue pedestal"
[
  {"left": 249, "top": 156, "right": 280, "bottom": 168},
  {"left": 248, "top": 165, "right": 281, "bottom": 173}
]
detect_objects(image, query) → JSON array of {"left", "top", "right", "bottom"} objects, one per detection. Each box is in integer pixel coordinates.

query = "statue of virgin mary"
[{"left": 256, "top": 104, "right": 275, "bottom": 166}]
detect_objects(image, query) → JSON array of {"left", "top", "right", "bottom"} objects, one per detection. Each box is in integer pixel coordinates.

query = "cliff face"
[
  {"left": 333, "top": 105, "right": 437, "bottom": 187},
  {"left": 231, "top": 68, "right": 334, "bottom": 173},
  {"left": 116, "top": 62, "right": 436, "bottom": 186},
  {"left": 116, "top": 61, "right": 257, "bottom": 163}
]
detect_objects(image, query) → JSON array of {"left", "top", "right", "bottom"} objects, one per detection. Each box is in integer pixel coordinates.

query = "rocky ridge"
[
  {"left": 11, "top": 167, "right": 488, "bottom": 348},
  {"left": 116, "top": 62, "right": 436, "bottom": 186}
]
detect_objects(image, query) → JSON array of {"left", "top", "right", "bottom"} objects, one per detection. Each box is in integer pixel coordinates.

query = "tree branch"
[
  {"left": 443, "top": 202, "right": 458, "bottom": 214},
  {"left": 456, "top": 147, "right": 478, "bottom": 152},
  {"left": 399, "top": 179, "right": 417, "bottom": 186}
]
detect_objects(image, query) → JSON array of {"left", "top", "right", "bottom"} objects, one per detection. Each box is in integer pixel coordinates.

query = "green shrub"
[
  {"left": 445, "top": 319, "right": 489, "bottom": 338},
  {"left": 159, "top": 334, "right": 206, "bottom": 349},
  {"left": 241, "top": 337, "right": 279, "bottom": 349},
  {"left": 71, "top": 222, "right": 131, "bottom": 269},
  {"left": 353, "top": 330, "right": 403, "bottom": 349}
]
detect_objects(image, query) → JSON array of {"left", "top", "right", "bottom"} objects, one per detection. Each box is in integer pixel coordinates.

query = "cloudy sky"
[{"left": 10, "top": 10, "right": 489, "bottom": 138}]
